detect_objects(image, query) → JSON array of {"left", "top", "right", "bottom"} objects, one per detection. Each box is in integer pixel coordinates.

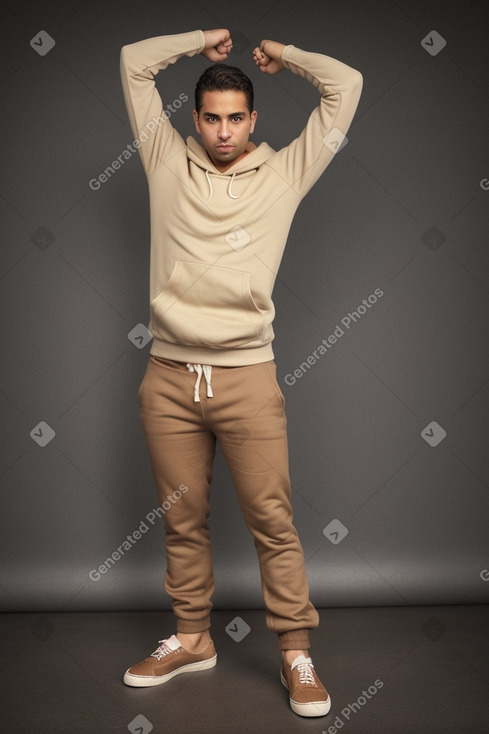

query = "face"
[{"left": 193, "top": 90, "right": 257, "bottom": 172}]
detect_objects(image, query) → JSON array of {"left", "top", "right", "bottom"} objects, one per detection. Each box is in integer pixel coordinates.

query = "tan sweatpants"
[{"left": 138, "top": 354, "right": 319, "bottom": 651}]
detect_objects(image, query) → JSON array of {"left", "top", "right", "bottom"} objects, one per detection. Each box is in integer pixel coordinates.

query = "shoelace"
[
  {"left": 150, "top": 639, "right": 174, "bottom": 661},
  {"left": 296, "top": 662, "right": 317, "bottom": 686}
]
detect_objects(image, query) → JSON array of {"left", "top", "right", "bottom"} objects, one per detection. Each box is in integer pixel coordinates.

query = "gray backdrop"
[{"left": 1, "top": 0, "right": 488, "bottom": 613}]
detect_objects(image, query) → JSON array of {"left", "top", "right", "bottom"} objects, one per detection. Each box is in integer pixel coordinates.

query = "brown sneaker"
[
  {"left": 280, "top": 654, "right": 331, "bottom": 717},
  {"left": 123, "top": 634, "right": 217, "bottom": 687}
]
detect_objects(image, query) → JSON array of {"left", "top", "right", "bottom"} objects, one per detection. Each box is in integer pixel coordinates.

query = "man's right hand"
[{"left": 202, "top": 29, "right": 233, "bottom": 62}]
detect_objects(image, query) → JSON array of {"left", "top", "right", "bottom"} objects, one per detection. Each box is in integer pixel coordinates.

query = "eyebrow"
[{"left": 202, "top": 111, "right": 247, "bottom": 118}]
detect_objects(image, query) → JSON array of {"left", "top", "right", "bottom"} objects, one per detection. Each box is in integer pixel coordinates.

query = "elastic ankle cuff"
[
  {"left": 278, "top": 629, "right": 311, "bottom": 651},
  {"left": 176, "top": 617, "right": 211, "bottom": 634}
]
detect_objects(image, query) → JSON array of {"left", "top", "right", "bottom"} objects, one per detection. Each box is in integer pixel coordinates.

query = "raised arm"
[
  {"left": 120, "top": 31, "right": 206, "bottom": 175},
  {"left": 253, "top": 39, "right": 363, "bottom": 198}
]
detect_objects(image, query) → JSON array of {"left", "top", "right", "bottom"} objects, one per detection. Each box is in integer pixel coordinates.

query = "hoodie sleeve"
[
  {"left": 268, "top": 45, "right": 363, "bottom": 198},
  {"left": 120, "top": 30, "right": 205, "bottom": 175}
]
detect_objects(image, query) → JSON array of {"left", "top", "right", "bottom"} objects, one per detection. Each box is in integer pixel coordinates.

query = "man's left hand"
[{"left": 253, "top": 40, "right": 286, "bottom": 74}]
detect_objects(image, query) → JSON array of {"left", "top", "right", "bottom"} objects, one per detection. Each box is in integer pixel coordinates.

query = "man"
[{"left": 119, "top": 28, "right": 362, "bottom": 717}]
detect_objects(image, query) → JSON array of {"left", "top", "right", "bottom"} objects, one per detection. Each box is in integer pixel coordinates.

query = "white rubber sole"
[
  {"left": 280, "top": 670, "right": 331, "bottom": 717},
  {"left": 123, "top": 653, "right": 217, "bottom": 687}
]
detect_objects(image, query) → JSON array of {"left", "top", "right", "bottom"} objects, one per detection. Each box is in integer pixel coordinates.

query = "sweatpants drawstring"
[{"left": 186, "top": 364, "right": 213, "bottom": 402}]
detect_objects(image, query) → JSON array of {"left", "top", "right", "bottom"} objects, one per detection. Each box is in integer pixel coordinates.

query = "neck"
[{"left": 209, "top": 149, "right": 250, "bottom": 173}]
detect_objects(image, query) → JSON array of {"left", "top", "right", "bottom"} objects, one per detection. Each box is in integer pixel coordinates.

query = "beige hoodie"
[{"left": 120, "top": 30, "right": 363, "bottom": 366}]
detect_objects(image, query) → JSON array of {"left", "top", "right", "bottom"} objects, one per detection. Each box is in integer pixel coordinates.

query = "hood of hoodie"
[{"left": 186, "top": 136, "right": 276, "bottom": 200}]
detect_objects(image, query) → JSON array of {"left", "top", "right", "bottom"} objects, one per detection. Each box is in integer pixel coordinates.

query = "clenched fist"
[
  {"left": 202, "top": 29, "right": 233, "bottom": 62},
  {"left": 253, "top": 40, "right": 285, "bottom": 74}
]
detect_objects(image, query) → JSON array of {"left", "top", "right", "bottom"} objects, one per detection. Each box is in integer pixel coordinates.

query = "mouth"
[{"left": 216, "top": 145, "right": 234, "bottom": 152}]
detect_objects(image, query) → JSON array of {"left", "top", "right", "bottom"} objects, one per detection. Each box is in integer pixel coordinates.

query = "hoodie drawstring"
[
  {"left": 186, "top": 363, "right": 213, "bottom": 402},
  {"left": 227, "top": 172, "right": 239, "bottom": 199},
  {"left": 205, "top": 170, "right": 213, "bottom": 201},
  {"left": 205, "top": 170, "right": 239, "bottom": 201}
]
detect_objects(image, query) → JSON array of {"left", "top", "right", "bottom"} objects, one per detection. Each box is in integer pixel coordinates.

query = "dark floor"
[{"left": 1, "top": 605, "right": 488, "bottom": 733}]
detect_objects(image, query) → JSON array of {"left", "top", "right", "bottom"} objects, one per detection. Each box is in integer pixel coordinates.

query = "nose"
[{"left": 218, "top": 122, "right": 231, "bottom": 140}]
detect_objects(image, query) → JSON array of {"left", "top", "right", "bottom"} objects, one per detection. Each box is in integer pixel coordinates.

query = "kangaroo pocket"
[{"left": 150, "top": 260, "right": 274, "bottom": 349}]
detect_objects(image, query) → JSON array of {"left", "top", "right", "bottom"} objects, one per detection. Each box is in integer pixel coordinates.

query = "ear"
[
  {"left": 193, "top": 109, "right": 201, "bottom": 134},
  {"left": 249, "top": 110, "right": 257, "bottom": 134}
]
